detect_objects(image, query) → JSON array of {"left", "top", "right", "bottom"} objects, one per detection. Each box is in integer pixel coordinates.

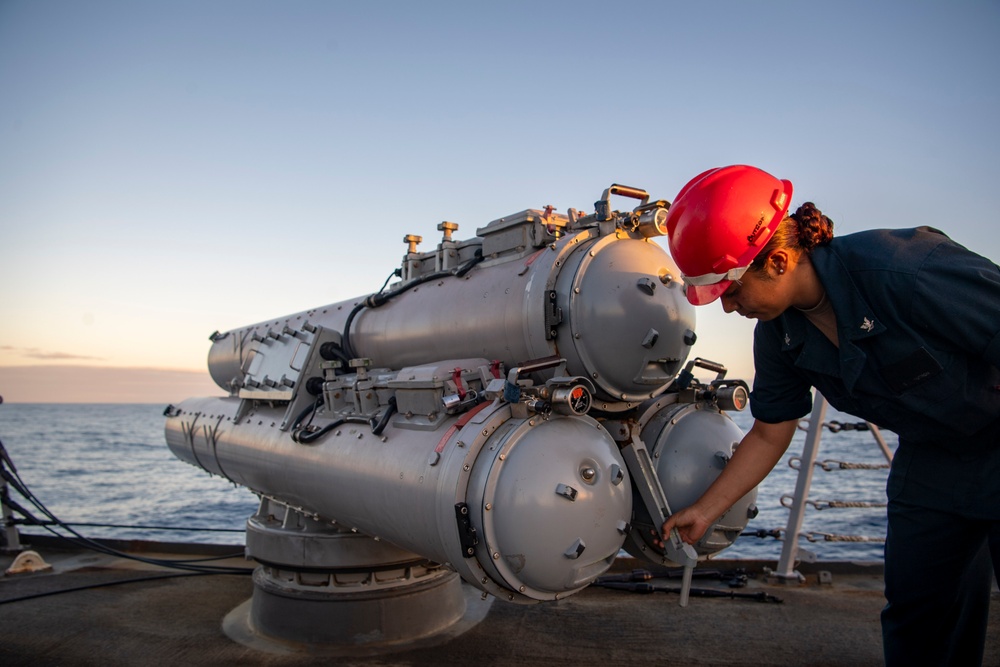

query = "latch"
[
  {"left": 454, "top": 503, "right": 478, "bottom": 558},
  {"left": 544, "top": 291, "right": 562, "bottom": 340}
]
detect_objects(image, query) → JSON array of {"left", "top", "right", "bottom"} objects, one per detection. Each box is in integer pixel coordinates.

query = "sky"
[{"left": 1, "top": 0, "right": 998, "bottom": 403}]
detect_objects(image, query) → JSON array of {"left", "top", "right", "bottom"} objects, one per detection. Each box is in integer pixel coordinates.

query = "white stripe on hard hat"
[{"left": 681, "top": 265, "right": 751, "bottom": 287}]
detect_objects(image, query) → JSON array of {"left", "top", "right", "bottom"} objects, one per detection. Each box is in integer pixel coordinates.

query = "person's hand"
[{"left": 655, "top": 505, "right": 714, "bottom": 548}]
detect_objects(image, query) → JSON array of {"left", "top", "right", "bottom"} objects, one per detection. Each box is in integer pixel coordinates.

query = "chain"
[
  {"left": 789, "top": 457, "right": 890, "bottom": 471},
  {"left": 797, "top": 419, "right": 872, "bottom": 433},
  {"left": 804, "top": 532, "right": 886, "bottom": 543},
  {"left": 780, "top": 494, "right": 887, "bottom": 511}
]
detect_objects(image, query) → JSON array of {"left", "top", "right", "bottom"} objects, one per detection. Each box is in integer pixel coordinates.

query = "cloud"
[
  {"left": 3, "top": 347, "right": 104, "bottom": 361},
  {"left": 0, "top": 365, "right": 221, "bottom": 403}
]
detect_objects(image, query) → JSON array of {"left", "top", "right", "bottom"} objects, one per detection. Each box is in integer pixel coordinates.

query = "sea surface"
[{"left": 0, "top": 402, "right": 895, "bottom": 562}]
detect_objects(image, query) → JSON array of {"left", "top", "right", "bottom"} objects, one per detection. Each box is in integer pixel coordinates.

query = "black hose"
[
  {"left": 14, "top": 521, "right": 244, "bottom": 535},
  {"left": 1, "top": 438, "right": 250, "bottom": 575},
  {"left": 371, "top": 397, "right": 398, "bottom": 436},
  {"left": 290, "top": 397, "right": 324, "bottom": 432},
  {"left": 295, "top": 416, "right": 371, "bottom": 444},
  {"left": 0, "top": 571, "right": 250, "bottom": 607},
  {"left": 341, "top": 251, "right": 484, "bottom": 360}
]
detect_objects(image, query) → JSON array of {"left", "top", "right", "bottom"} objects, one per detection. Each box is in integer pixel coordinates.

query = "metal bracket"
[
  {"left": 544, "top": 290, "right": 562, "bottom": 340},
  {"left": 619, "top": 430, "right": 698, "bottom": 606},
  {"left": 454, "top": 503, "right": 478, "bottom": 558}
]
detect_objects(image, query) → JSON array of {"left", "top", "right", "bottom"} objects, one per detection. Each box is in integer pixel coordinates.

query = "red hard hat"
[{"left": 665, "top": 165, "right": 793, "bottom": 305}]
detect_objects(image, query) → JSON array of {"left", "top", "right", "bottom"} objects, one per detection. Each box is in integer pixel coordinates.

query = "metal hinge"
[
  {"left": 544, "top": 290, "right": 562, "bottom": 340},
  {"left": 454, "top": 503, "right": 479, "bottom": 558}
]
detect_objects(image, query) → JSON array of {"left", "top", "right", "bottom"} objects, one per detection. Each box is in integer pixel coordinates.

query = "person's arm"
[{"left": 660, "top": 418, "right": 798, "bottom": 545}]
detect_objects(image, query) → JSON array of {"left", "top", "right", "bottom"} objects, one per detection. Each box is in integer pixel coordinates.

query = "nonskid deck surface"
[{"left": 1, "top": 537, "right": 997, "bottom": 667}]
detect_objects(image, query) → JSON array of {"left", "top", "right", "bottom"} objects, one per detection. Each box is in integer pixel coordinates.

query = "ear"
[{"left": 767, "top": 250, "right": 790, "bottom": 276}]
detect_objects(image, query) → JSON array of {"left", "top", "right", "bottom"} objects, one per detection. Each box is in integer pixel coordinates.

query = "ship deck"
[{"left": 1, "top": 536, "right": 998, "bottom": 666}]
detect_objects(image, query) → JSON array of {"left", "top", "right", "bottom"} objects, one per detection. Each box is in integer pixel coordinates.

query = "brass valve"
[
  {"left": 403, "top": 234, "right": 422, "bottom": 254},
  {"left": 437, "top": 221, "right": 458, "bottom": 242}
]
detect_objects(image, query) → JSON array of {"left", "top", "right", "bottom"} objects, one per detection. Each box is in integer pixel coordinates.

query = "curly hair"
[{"left": 751, "top": 202, "right": 834, "bottom": 269}]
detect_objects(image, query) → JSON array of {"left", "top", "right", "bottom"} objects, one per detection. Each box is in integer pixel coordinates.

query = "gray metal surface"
[
  {"left": 166, "top": 392, "right": 632, "bottom": 603},
  {"left": 204, "top": 209, "right": 693, "bottom": 404},
  {"left": 165, "top": 188, "right": 762, "bottom": 647}
]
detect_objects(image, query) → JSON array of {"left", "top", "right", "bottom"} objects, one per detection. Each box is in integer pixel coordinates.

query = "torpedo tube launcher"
[{"left": 164, "top": 184, "right": 757, "bottom": 633}]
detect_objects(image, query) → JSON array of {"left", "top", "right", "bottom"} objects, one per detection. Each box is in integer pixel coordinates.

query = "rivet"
[
  {"left": 499, "top": 454, "right": 506, "bottom": 461},
  {"left": 485, "top": 503, "right": 492, "bottom": 510},
  {"left": 493, "top": 553, "right": 500, "bottom": 560}
]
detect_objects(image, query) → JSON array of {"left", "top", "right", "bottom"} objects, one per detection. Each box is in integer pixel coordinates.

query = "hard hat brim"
[{"left": 686, "top": 280, "right": 731, "bottom": 306}]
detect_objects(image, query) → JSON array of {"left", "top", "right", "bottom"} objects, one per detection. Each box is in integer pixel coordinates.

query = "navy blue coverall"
[{"left": 748, "top": 227, "right": 1000, "bottom": 666}]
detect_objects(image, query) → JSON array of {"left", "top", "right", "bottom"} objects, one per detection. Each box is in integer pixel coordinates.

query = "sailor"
[{"left": 659, "top": 165, "right": 1000, "bottom": 667}]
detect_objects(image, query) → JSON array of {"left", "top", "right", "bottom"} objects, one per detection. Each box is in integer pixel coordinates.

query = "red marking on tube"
[
  {"left": 452, "top": 367, "right": 467, "bottom": 399},
  {"left": 434, "top": 401, "right": 492, "bottom": 454}
]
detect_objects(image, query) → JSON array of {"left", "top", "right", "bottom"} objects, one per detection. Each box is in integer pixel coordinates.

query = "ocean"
[{"left": 0, "top": 402, "right": 895, "bottom": 562}]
